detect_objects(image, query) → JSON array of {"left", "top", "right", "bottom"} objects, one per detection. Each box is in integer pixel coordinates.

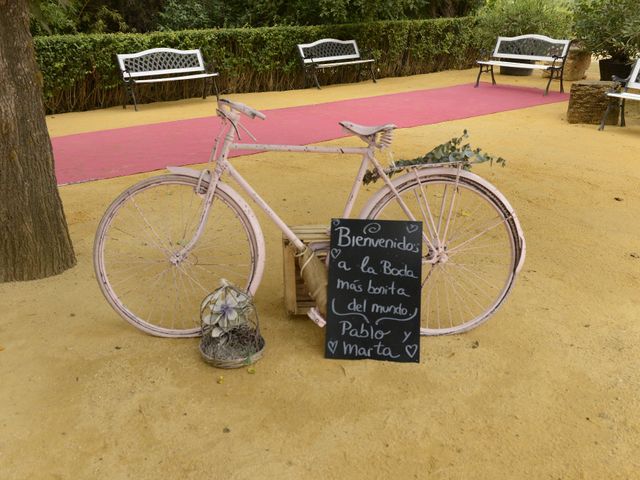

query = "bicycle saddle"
[{"left": 339, "top": 121, "right": 397, "bottom": 136}]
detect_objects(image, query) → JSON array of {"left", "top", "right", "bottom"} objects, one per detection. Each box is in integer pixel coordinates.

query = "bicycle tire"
[
  {"left": 359, "top": 168, "right": 524, "bottom": 335},
  {"left": 94, "top": 174, "right": 265, "bottom": 338}
]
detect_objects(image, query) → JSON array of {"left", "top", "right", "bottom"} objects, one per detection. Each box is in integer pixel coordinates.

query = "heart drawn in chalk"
[
  {"left": 405, "top": 344, "right": 419, "bottom": 358},
  {"left": 406, "top": 223, "right": 419, "bottom": 234},
  {"left": 327, "top": 340, "right": 338, "bottom": 354},
  {"left": 330, "top": 248, "right": 342, "bottom": 259}
]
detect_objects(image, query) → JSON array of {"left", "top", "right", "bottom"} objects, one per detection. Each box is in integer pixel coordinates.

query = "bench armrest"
[
  {"left": 116, "top": 52, "right": 133, "bottom": 82},
  {"left": 478, "top": 49, "right": 492, "bottom": 61},
  {"left": 604, "top": 74, "right": 631, "bottom": 95},
  {"left": 549, "top": 56, "right": 562, "bottom": 69},
  {"left": 359, "top": 48, "right": 376, "bottom": 61},
  {"left": 199, "top": 50, "right": 217, "bottom": 74},
  {"left": 205, "top": 60, "right": 218, "bottom": 74},
  {"left": 122, "top": 68, "right": 134, "bottom": 82},
  {"left": 611, "top": 73, "right": 630, "bottom": 86},
  {"left": 297, "top": 46, "right": 313, "bottom": 66}
]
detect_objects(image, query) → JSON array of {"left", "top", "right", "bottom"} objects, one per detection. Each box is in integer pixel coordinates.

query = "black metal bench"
[
  {"left": 116, "top": 48, "right": 219, "bottom": 111},
  {"left": 599, "top": 58, "right": 640, "bottom": 130},
  {"left": 297, "top": 39, "right": 376, "bottom": 89},
  {"left": 475, "top": 34, "right": 572, "bottom": 95}
]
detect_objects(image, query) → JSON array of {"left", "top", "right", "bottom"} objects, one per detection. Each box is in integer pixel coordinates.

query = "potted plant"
[
  {"left": 475, "top": 0, "right": 574, "bottom": 75},
  {"left": 574, "top": 0, "right": 640, "bottom": 80},
  {"left": 560, "top": 41, "right": 592, "bottom": 81}
]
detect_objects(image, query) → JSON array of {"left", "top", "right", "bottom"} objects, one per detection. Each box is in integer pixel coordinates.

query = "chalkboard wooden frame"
[{"left": 325, "top": 218, "right": 422, "bottom": 363}]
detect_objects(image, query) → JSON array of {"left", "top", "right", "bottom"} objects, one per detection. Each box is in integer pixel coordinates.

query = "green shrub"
[
  {"left": 475, "top": 0, "right": 574, "bottom": 51},
  {"left": 573, "top": 0, "right": 640, "bottom": 61},
  {"left": 34, "top": 17, "right": 480, "bottom": 114}
]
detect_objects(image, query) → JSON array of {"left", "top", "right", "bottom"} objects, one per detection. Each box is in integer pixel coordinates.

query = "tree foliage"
[
  {"left": 573, "top": 0, "right": 640, "bottom": 61},
  {"left": 31, "top": 0, "right": 482, "bottom": 34},
  {"left": 31, "top": 0, "right": 164, "bottom": 34},
  {"left": 475, "top": 0, "right": 574, "bottom": 51}
]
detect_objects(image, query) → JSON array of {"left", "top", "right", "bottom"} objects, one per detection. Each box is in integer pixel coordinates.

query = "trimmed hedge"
[{"left": 34, "top": 17, "right": 480, "bottom": 114}]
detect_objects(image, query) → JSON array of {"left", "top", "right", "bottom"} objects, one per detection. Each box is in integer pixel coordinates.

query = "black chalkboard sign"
[{"left": 325, "top": 218, "right": 422, "bottom": 363}]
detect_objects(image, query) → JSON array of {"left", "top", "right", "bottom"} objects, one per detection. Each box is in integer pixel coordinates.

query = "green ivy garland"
[{"left": 362, "top": 130, "right": 506, "bottom": 185}]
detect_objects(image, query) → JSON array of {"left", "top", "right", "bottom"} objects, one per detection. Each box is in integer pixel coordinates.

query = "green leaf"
[{"left": 362, "top": 131, "right": 508, "bottom": 185}]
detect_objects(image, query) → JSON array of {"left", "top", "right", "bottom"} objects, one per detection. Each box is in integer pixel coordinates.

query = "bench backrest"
[
  {"left": 625, "top": 58, "right": 640, "bottom": 90},
  {"left": 117, "top": 48, "right": 206, "bottom": 78},
  {"left": 297, "top": 39, "right": 360, "bottom": 64},
  {"left": 494, "top": 34, "right": 571, "bottom": 63}
]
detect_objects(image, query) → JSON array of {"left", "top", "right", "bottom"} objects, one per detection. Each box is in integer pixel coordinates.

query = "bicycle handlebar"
[{"left": 218, "top": 98, "right": 266, "bottom": 120}]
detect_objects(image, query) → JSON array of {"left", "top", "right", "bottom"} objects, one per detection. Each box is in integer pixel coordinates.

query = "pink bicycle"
[{"left": 94, "top": 98, "right": 526, "bottom": 338}]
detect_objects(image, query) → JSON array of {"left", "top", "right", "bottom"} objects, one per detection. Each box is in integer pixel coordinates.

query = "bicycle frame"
[{"left": 173, "top": 107, "right": 427, "bottom": 261}]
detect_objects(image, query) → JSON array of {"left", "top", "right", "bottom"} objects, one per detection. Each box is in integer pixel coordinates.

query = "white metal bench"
[
  {"left": 297, "top": 38, "right": 376, "bottom": 89},
  {"left": 475, "top": 34, "right": 572, "bottom": 95},
  {"left": 116, "top": 48, "right": 219, "bottom": 111},
  {"left": 599, "top": 58, "right": 640, "bottom": 130}
]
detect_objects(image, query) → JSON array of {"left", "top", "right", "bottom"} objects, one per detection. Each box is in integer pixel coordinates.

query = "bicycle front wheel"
[
  {"left": 360, "top": 168, "right": 524, "bottom": 335},
  {"left": 94, "top": 174, "right": 265, "bottom": 337}
]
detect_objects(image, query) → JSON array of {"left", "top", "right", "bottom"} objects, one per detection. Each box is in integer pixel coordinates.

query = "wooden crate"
[{"left": 282, "top": 225, "right": 330, "bottom": 315}]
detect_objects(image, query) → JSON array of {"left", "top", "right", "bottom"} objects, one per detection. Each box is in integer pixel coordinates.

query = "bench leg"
[
  {"left": 620, "top": 98, "right": 626, "bottom": 127},
  {"left": 212, "top": 76, "right": 220, "bottom": 100},
  {"left": 544, "top": 74, "right": 553, "bottom": 96},
  {"left": 598, "top": 96, "right": 617, "bottom": 131},
  {"left": 303, "top": 67, "right": 319, "bottom": 89},
  {"left": 302, "top": 68, "right": 309, "bottom": 89},
  {"left": 475, "top": 65, "right": 496, "bottom": 87},
  {"left": 370, "top": 63, "right": 377, "bottom": 83},
  {"left": 124, "top": 81, "right": 138, "bottom": 111},
  {"left": 131, "top": 84, "right": 138, "bottom": 111},
  {"left": 202, "top": 76, "right": 219, "bottom": 100},
  {"left": 474, "top": 65, "right": 483, "bottom": 87},
  {"left": 122, "top": 81, "right": 133, "bottom": 109},
  {"left": 543, "top": 68, "right": 564, "bottom": 95}
]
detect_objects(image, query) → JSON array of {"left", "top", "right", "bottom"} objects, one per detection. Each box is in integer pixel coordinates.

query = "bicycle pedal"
[{"left": 307, "top": 307, "right": 326, "bottom": 328}]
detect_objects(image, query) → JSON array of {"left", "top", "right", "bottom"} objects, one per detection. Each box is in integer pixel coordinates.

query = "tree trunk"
[{"left": 0, "top": 0, "right": 76, "bottom": 282}]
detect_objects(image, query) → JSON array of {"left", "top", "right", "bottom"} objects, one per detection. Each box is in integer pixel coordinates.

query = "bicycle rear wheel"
[
  {"left": 360, "top": 168, "right": 524, "bottom": 335},
  {"left": 94, "top": 174, "right": 265, "bottom": 337}
]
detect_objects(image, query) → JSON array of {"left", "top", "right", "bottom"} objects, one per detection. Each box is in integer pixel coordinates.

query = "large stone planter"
[
  {"left": 563, "top": 47, "right": 591, "bottom": 81},
  {"left": 566, "top": 80, "right": 619, "bottom": 125}
]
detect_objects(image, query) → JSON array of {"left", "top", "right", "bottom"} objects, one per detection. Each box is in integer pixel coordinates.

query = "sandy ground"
[{"left": 1, "top": 66, "right": 640, "bottom": 479}]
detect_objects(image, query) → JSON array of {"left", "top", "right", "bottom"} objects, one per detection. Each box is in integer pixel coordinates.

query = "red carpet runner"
[{"left": 52, "top": 83, "right": 568, "bottom": 185}]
